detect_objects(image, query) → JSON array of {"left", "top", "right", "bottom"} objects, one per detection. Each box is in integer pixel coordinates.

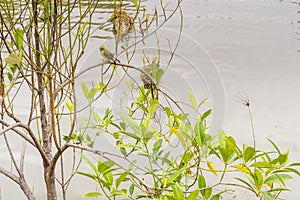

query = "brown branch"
[
  {"left": 0, "top": 166, "right": 36, "bottom": 200},
  {"left": 65, "top": 143, "right": 153, "bottom": 195}
]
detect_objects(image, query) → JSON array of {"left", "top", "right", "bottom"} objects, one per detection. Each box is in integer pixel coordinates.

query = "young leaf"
[
  {"left": 188, "top": 91, "right": 197, "bottom": 108},
  {"left": 167, "top": 124, "right": 186, "bottom": 150},
  {"left": 132, "top": 0, "right": 139, "bottom": 10},
  {"left": 261, "top": 191, "right": 276, "bottom": 200},
  {"left": 210, "top": 194, "right": 221, "bottom": 200},
  {"left": 119, "top": 113, "right": 140, "bottom": 134},
  {"left": 264, "top": 174, "right": 292, "bottom": 185},
  {"left": 98, "top": 160, "right": 115, "bottom": 174},
  {"left": 186, "top": 189, "right": 199, "bottom": 200},
  {"left": 203, "top": 188, "right": 212, "bottom": 200},
  {"left": 201, "top": 109, "right": 211, "bottom": 121},
  {"left": 5, "top": 54, "right": 19, "bottom": 65},
  {"left": 267, "top": 138, "right": 281, "bottom": 154},
  {"left": 129, "top": 184, "right": 134, "bottom": 195},
  {"left": 65, "top": 100, "right": 74, "bottom": 112},
  {"left": 82, "top": 192, "right": 102, "bottom": 198},
  {"left": 14, "top": 28, "right": 24, "bottom": 50},
  {"left": 148, "top": 99, "right": 159, "bottom": 118},
  {"left": 153, "top": 139, "right": 163, "bottom": 153},
  {"left": 244, "top": 146, "right": 255, "bottom": 163},
  {"left": 103, "top": 171, "right": 113, "bottom": 187},
  {"left": 76, "top": 171, "right": 97, "bottom": 181},
  {"left": 171, "top": 183, "right": 183, "bottom": 200},
  {"left": 207, "top": 161, "right": 218, "bottom": 176},
  {"left": 79, "top": 152, "right": 97, "bottom": 172},
  {"left": 166, "top": 166, "right": 186, "bottom": 184},
  {"left": 253, "top": 169, "right": 263, "bottom": 190},
  {"left": 81, "top": 82, "right": 89, "bottom": 100},
  {"left": 116, "top": 172, "right": 129, "bottom": 188},
  {"left": 231, "top": 164, "right": 250, "bottom": 174},
  {"left": 198, "top": 174, "right": 206, "bottom": 189}
]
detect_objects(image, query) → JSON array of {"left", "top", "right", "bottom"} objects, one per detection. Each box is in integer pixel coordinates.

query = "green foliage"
[
  {"left": 78, "top": 84, "right": 300, "bottom": 199},
  {"left": 13, "top": 28, "right": 24, "bottom": 50}
]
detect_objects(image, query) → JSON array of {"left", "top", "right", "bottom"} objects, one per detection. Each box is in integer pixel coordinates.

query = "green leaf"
[
  {"left": 167, "top": 124, "right": 186, "bottom": 150},
  {"left": 76, "top": 171, "right": 97, "bottom": 181},
  {"left": 289, "top": 162, "right": 300, "bottom": 167},
  {"left": 207, "top": 161, "right": 218, "bottom": 176},
  {"left": 226, "top": 136, "right": 237, "bottom": 152},
  {"left": 151, "top": 61, "right": 164, "bottom": 83},
  {"left": 120, "top": 131, "right": 140, "bottom": 140},
  {"left": 14, "top": 28, "right": 24, "bottom": 50},
  {"left": 166, "top": 166, "right": 186, "bottom": 184},
  {"left": 210, "top": 194, "right": 221, "bottom": 200},
  {"left": 148, "top": 99, "right": 159, "bottom": 118},
  {"left": 5, "top": 54, "right": 19, "bottom": 65},
  {"left": 153, "top": 138, "right": 163, "bottom": 153},
  {"left": 186, "top": 190, "right": 199, "bottom": 200},
  {"left": 280, "top": 167, "right": 300, "bottom": 177},
  {"left": 88, "top": 88, "right": 97, "bottom": 99},
  {"left": 268, "top": 187, "right": 290, "bottom": 192},
  {"left": 132, "top": 0, "right": 139, "bottom": 10},
  {"left": 203, "top": 188, "right": 212, "bottom": 200},
  {"left": 264, "top": 174, "right": 292, "bottom": 185},
  {"left": 81, "top": 82, "right": 89, "bottom": 100},
  {"left": 267, "top": 138, "right": 281, "bottom": 154},
  {"left": 201, "top": 109, "right": 211, "bottom": 121},
  {"left": 171, "top": 183, "right": 183, "bottom": 200},
  {"left": 79, "top": 153, "right": 96, "bottom": 172},
  {"left": 120, "top": 147, "right": 127, "bottom": 156},
  {"left": 218, "top": 130, "right": 227, "bottom": 148},
  {"left": 253, "top": 169, "right": 263, "bottom": 190},
  {"left": 103, "top": 171, "right": 113, "bottom": 187},
  {"left": 116, "top": 172, "right": 129, "bottom": 188},
  {"left": 129, "top": 184, "right": 134, "bottom": 195},
  {"left": 111, "top": 189, "right": 126, "bottom": 196},
  {"left": 65, "top": 100, "right": 74, "bottom": 112},
  {"left": 98, "top": 160, "right": 115, "bottom": 174},
  {"left": 261, "top": 191, "right": 276, "bottom": 200},
  {"left": 198, "top": 174, "right": 206, "bottom": 189},
  {"left": 188, "top": 91, "right": 197, "bottom": 108},
  {"left": 244, "top": 146, "right": 255, "bottom": 163},
  {"left": 235, "top": 177, "right": 255, "bottom": 191},
  {"left": 231, "top": 164, "right": 250, "bottom": 174},
  {"left": 119, "top": 113, "right": 140, "bottom": 134},
  {"left": 82, "top": 192, "right": 102, "bottom": 198},
  {"left": 120, "top": 122, "right": 126, "bottom": 130},
  {"left": 84, "top": 135, "right": 94, "bottom": 148},
  {"left": 198, "top": 97, "right": 207, "bottom": 108},
  {"left": 250, "top": 162, "right": 276, "bottom": 168},
  {"left": 165, "top": 107, "right": 172, "bottom": 118},
  {"left": 272, "top": 152, "right": 288, "bottom": 165},
  {"left": 7, "top": 72, "right": 13, "bottom": 82},
  {"left": 194, "top": 120, "right": 205, "bottom": 146}
]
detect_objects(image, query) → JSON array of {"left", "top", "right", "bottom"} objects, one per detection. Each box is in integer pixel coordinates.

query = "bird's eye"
[{"left": 100, "top": 48, "right": 103, "bottom": 51}]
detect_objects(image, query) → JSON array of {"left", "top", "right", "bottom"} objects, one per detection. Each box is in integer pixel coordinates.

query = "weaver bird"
[
  {"left": 99, "top": 45, "right": 120, "bottom": 63},
  {"left": 140, "top": 61, "right": 160, "bottom": 99}
]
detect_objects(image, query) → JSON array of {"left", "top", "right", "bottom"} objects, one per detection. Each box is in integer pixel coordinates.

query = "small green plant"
[{"left": 76, "top": 86, "right": 300, "bottom": 200}]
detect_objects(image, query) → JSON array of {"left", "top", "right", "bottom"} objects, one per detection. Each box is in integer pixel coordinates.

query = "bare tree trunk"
[
  {"left": 45, "top": 169, "right": 57, "bottom": 200},
  {"left": 31, "top": 0, "right": 56, "bottom": 198}
]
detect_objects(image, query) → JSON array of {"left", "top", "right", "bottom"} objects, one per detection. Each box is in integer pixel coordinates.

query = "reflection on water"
[{"left": 0, "top": 0, "right": 138, "bottom": 39}]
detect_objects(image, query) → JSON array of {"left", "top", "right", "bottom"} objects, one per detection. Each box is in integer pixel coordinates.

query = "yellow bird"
[{"left": 99, "top": 45, "right": 120, "bottom": 63}]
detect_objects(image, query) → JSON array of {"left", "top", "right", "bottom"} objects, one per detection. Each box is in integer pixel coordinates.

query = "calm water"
[
  {"left": 1, "top": 0, "right": 300, "bottom": 199},
  {"left": 182, "top": 0, "right": 300, "bottom": 199}
]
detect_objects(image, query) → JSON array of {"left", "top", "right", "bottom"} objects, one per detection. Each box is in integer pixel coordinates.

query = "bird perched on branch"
[
  {"left": 99, "top": 45, "right": 120, "bottom": 63},
  {"left": 140, "top": 61, "right": 161, "bottom": 99}
]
